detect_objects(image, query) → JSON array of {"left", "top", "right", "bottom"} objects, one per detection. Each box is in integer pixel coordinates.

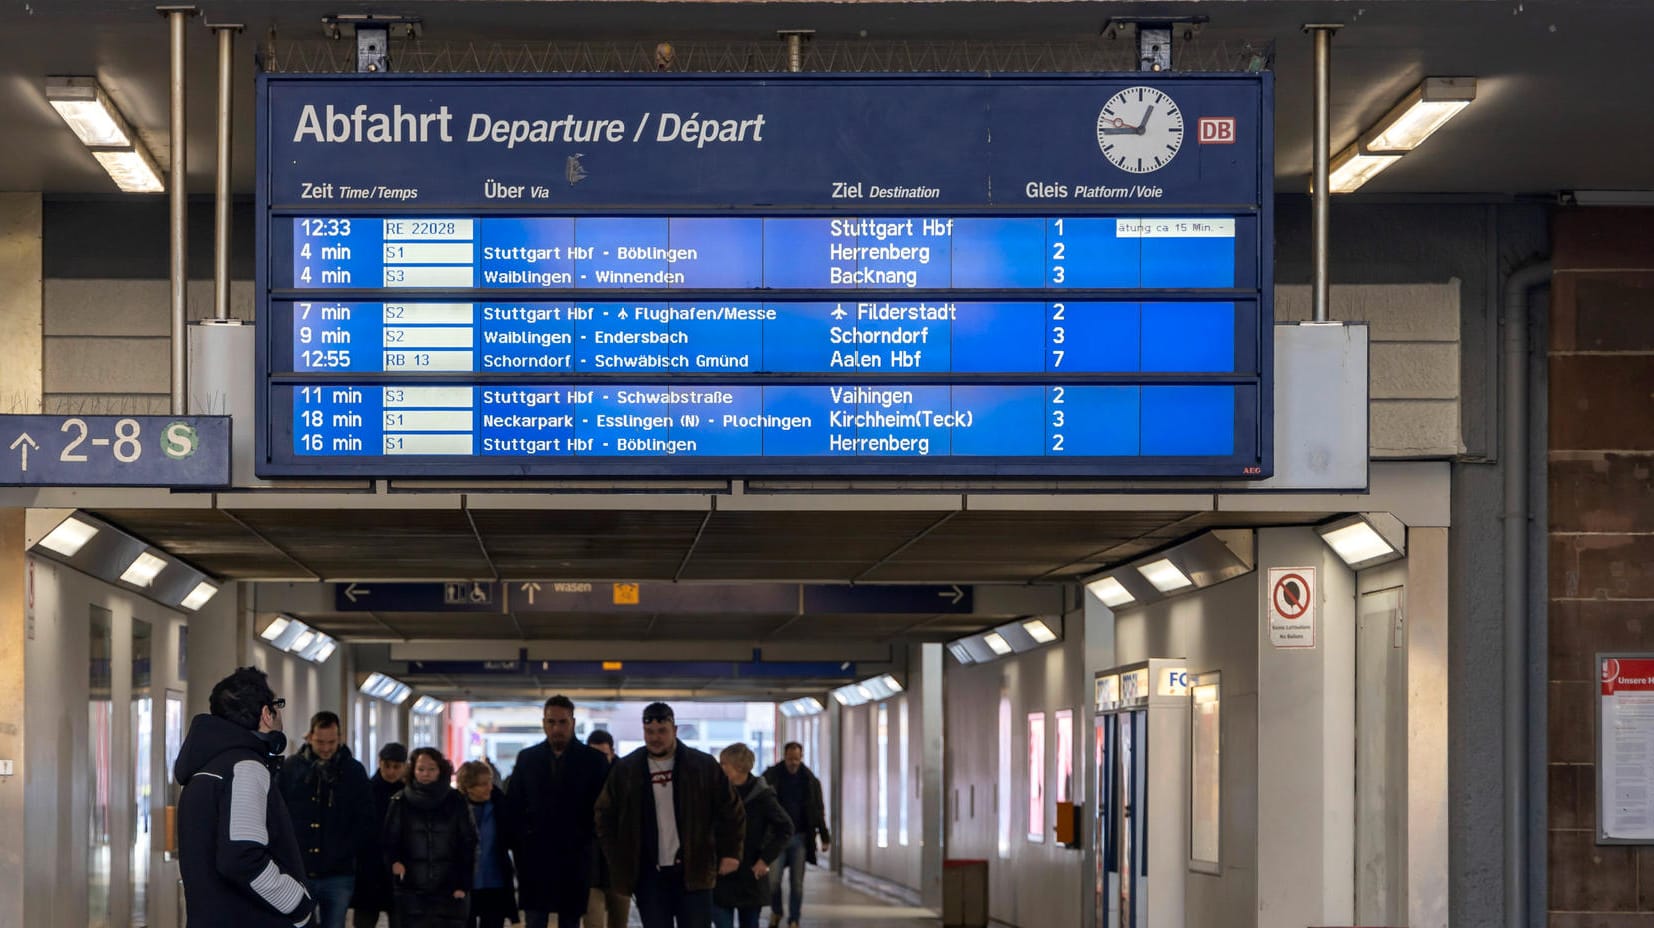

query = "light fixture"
[
  {"left": 45, "top": 77, "right": 131, "bottom": 146},
  {"left": 1328, "top": 144, "right": 1402, "bottom": 194},
  {"left": 119, "top": 550, "right": 168, "bottom": 588},
  {"left": 1085, "top": 575, "right": 1136, "bottom": 608},
  {"left": 780, "top": 697, "right": 826, "bottom": 717},
  {"left": 37, "top": 516, "right": 100, "bottom": 557},
  {"left": 412, "top": 696, "right": 445, "bottom": 715},
  {"left": 1022, "top": 619, "right": 1058, "bottom": 644},
  {"left": 261, "top": 616, "right": 292, "bottom": 641},
  {"left": 179, "top": 580, "right": 219, "bottom": 611},
  {"left": 831, "top": 690, "right": 851, "bottom": 706},
  {"left": 45, "top": 77, "right": 164, "bottom": 194},
  {"left": 879, "top": 674, "right": 904, "bottom": 694},
  {"left": 1137, "top": 558, "right": 1193, "bottom": 593},
  {"left": 90, "top": 150, "right": 164, "bottom": 194},
  {"left": 1316, "top": 512, "right": 1407, "bottom": 570},
  {"left": 1330, "top": 77, "right": 1475, "bottom": 193},
  {"left": 983, "top": 632, "right": 1012, "bottom": 656},
  {"left": 1361, "top": 77, "right": 1476, "bottom": 153},
  {"left": 290, "top": 629, "right": 316, "bottom": 653},
  {"left": 946, "top": 641, "right": 976, "bottom": 665},
  {"left": 311, "top": 640, "right": 338, "bottom": 663}
]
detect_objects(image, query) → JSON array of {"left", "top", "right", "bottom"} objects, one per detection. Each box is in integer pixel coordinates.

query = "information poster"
[
  {"left": 1266, "top": 566, "right": 1317, "bottom": 649},
  {"left": 1600, "top": 655, "right": 1654, "bottom": 843}
]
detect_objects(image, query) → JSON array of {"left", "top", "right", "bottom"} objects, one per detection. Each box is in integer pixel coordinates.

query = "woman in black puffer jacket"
[{"left": 384, "top": 747, "right": 478, "bottom": 928}]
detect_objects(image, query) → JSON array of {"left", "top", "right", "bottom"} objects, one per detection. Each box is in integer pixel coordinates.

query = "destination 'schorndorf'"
[{"left": 257, "top": 74, "right": 1274, "bottom": 479}]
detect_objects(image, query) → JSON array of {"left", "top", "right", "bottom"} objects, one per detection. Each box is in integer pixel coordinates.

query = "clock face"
[{"left": 1096, "top": 86, "right": 1185, "bottom": 174}]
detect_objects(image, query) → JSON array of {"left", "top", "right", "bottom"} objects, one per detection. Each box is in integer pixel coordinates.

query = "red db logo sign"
[{"left": 1199, "top": 118, "right": 1236, "bottom": 144}]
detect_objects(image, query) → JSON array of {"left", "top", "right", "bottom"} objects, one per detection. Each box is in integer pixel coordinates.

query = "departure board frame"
[{"left": 256, "top": 73, "right": 1274, "bottom": 479}]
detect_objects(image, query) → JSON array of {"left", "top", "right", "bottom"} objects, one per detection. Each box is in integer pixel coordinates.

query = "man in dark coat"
[
  {"left": 352, "top": 741, "right": 407, "bottom": 928},
  {"left": 504, "top": 694, "right": 612, "bottom": 928},
  {"left": 175, "top": 666, "right": 316, "bottom": 927},
  {"left": 596, "top": 702, "right": 745, "bottom": 928},
  {"left": 278, "top": 710, "right": 375, "bottom": 928},
  {"left": 761, "top": 743, "right": 832, "bottom": 928}
]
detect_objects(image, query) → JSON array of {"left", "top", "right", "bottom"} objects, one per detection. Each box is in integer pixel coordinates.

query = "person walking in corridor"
[
  {"left": 713, "top": 744, "right": 793, "bottom": 928},
  {"left": 175, "top": 667, "right": 316, "bottom": 927},
  {"left": 354, "top": 742, "right": 409, "bottom": 928},
  {"left": 503, "top": 694, "right": 610, "bottom": 928},
  {"left": 458, "top": 760, "right": 519, "bottom": 928},
  {"left": 761, "top": 743, "right": 831, "bottom": 928},
  {"left": 279, "top": 710, "right": 374, "bottom": 928},
  {"left": 585, "top": 729, "right": 631, "bottom": 928},
  {"left": 384, "top": 747, "right": 477, "bottom": 928},
  {"left": 595, "top": 702, "right": 746, "bottom": 928}
]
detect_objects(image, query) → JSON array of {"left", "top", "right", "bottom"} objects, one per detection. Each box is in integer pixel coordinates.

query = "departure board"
[{"left": 257, "top": 75, "right": 1273, "bottom": 478}]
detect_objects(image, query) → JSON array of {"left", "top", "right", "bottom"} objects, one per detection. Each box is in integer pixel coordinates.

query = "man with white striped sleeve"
[{"left": 176, "top": 667, "right": 317, "bottom": 927}]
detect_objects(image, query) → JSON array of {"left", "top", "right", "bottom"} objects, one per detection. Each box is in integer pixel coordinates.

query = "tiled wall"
[{"left": 1548, "top": 209, "right": 1654, "bottom": 926}]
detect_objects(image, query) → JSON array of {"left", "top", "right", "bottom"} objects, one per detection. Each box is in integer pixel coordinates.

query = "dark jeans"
[
  {"left": 394, "top": 891, "right": 470, "bottom": 928},
  {"left": 768, "top": 835, "right": 808, "bottom": 924},
  {"left": 309, "top": 874, "right": 355, "bottom": 928},
  {"left": 711, "top": 905, "right": 761, "bottom": 928},
  {"left": 353, "top": 906, "right": 399, "bottom": 928},
  {"left": 634, "top": 865, "right": 712, "bottom": 928}
]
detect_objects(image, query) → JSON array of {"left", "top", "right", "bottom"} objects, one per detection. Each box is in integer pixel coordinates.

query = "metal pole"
[
  {"left": 159, "top": 5, "right": 197, "bottom": 414},
  {"left": 1305, "top": 24, "right": 1339, "bottom": 322},
  {"left": 778, "top": 30, "right": 813, "bottom": 73},
  {"left": 208, "top": 23, "right": 241, "bottom": 322},
  {"left": 1503, "top": 260, "right": 1549, "bottom": 928}
]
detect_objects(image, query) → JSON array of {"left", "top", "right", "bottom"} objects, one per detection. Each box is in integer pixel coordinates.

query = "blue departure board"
[{"left": 257, "top": 75, "right": 1273, "bottom": 478}]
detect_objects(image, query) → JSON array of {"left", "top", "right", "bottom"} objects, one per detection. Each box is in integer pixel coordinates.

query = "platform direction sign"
[
  {"left": 334, "top": 580, "right": 503, "bottom": 612},
  {"left": 337, "top": 580, "right": 976, "bottom": 614},
  {"left": 0, "top": 415, "right": 230, "bottom": 487}
]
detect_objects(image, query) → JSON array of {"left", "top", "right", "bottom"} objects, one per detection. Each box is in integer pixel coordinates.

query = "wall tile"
[
  {"left": 1549, "top": 454, "right": 1654, "bottom": 534},
  {"left": 1550, "top": 829, "right": 1638, "bottom": 912},
  {"left": 1550, "top": 534, "right": 1654, "bottom": 601},
  {"left": 1550, "top": 601, "right": 1654, "bottom": 682},
  {"left": 1549, "top": 355, "right": 1654, "bottom": 452},
  {"left": 1549, "top": 681, "right": 1596, "bottom": 765}
]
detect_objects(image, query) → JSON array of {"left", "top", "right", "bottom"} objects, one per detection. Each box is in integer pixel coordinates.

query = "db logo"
[{"left": 1199, "top": 117, "right": 1236, "bottom": 144}]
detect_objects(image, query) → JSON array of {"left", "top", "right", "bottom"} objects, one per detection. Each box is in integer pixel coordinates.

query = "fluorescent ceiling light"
[
  {"left": 1137, "top": 558, "right": 1193, "bottom": 593},
  {"left": 795, "top": 697, "right": 824, "bottom": 714},
  {"left": 831, "top": 690, "right": 851, "bottom": 705},
  {"left": 1085, "top": 575, "right": 1136, "bottom": 608},
  {"left": 261, "top": 616, "right": 292, "bottom": 641},
  {"left": 91, "top": 149, "right": 164, "bottom": 194},
  {"left": 290, "top": 630, "right": 316, "bottom": 653},
  {"left": 1362, "top": 77, "right": 1476, "bottom": 152},
  {"left": 1022, "top": 619, "right": 1058, "bottom": 644},
  {"left": 1329, "top": 144, "right": 1401, "bottom": 194},
  {"left": 45, "top": 76, "right": 164, "bottom": 194},
  {"left": 388, "top": 684, "right": 412, "bottom": 705},
  {"left": 38, "top": 516, "right": 100, "bottom": 557},
  {"left": 879, "top": 674, "right": 904, "bottom": 694},
  {"left": 1316, "top": 513, "right": 1407, "bottom": 569},
  {"left": 179, "top": 580, "right": 218, "bottom": 611},
  {"left": 983, "top": 632, "right": 1012, "bottom": 656},
  {"left": 947, "top": 641, "right": 976, "bottom": 664},
  {"left": 119, "top": 550, "right": 168, "bottom": 587},
  {"left": 412, "top": 696, "right": 444, "bottom": 715},
  {"left": 45, "top": 77, "right": 131, "bottom": 146},
  {"left": 311, "top": 640, "right": 338, "bottom": 663}
]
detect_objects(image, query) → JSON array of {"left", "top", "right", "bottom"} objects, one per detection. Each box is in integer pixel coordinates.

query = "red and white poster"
[
  {"left": 1266, "top": 566, "right": 1317, "bottom": 649},
  {"left": 1601, "top": 656, "right": 1654, "bottom": 842}
]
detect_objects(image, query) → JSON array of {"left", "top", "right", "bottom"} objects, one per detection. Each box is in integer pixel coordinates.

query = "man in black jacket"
[
  {"left": 352, "top": 742, "right": 407, "bottom": 928},
  {"left": 175, "top": 667, "right": 315, "bottom": 927},
  {"left": 761, "top": 743, "right": 832, "bottom": 928},
  {"left": 596, "top": 702, "right": 745, "bottom": 928},
  {"left": 279, "top": 711, "right": 375, "bottom": 928},
  {"left": 504, "top": 695, "right": 611, "bottom": 928}
]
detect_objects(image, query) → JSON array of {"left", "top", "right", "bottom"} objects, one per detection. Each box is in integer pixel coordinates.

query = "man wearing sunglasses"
[
  {"left": 596, "top": 703, "right": 746, "bottom": 928},
  {"left": 176, "top": 667, "right": 316, "bottom": 926}
]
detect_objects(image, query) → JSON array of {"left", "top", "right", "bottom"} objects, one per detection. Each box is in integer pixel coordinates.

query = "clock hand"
[
  {"left": 1136, "top": 105, "right": 1155, "bottom": 135},
  {"left": 1100, "top": 114, "right": 1141, "bottom": 135}
]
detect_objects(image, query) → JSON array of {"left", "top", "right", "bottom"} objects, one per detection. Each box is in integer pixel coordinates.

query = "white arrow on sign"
[
  {"left": 520, "top": 581, "right": 542, "bottom": 605},
  {"left": 343, "top": 582, "right": 372, "bottom": 603},
  {"left": 939, "top": 584, "right": 965, "bottom": 605},
  {"left": 8, "top": 433, "right": 37, "bottom": 471}
]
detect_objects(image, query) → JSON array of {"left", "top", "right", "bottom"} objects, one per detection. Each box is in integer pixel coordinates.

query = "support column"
[
  {"left": 0, "top": 509, "right": 28, "bottom": 928},
  {"left": 0, "top": 195, "right": 43, "bottom": 414},
  {"left": 1408, "top": 528, "right": 1451, "bottom": 927},
  {"left": 916, "top": 642, "right": 945, "bottom": 909}
]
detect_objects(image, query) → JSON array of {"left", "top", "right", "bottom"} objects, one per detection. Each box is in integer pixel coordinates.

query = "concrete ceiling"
[{"left": 2, "top": 0, "right": 1648, "bottom": 197}]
